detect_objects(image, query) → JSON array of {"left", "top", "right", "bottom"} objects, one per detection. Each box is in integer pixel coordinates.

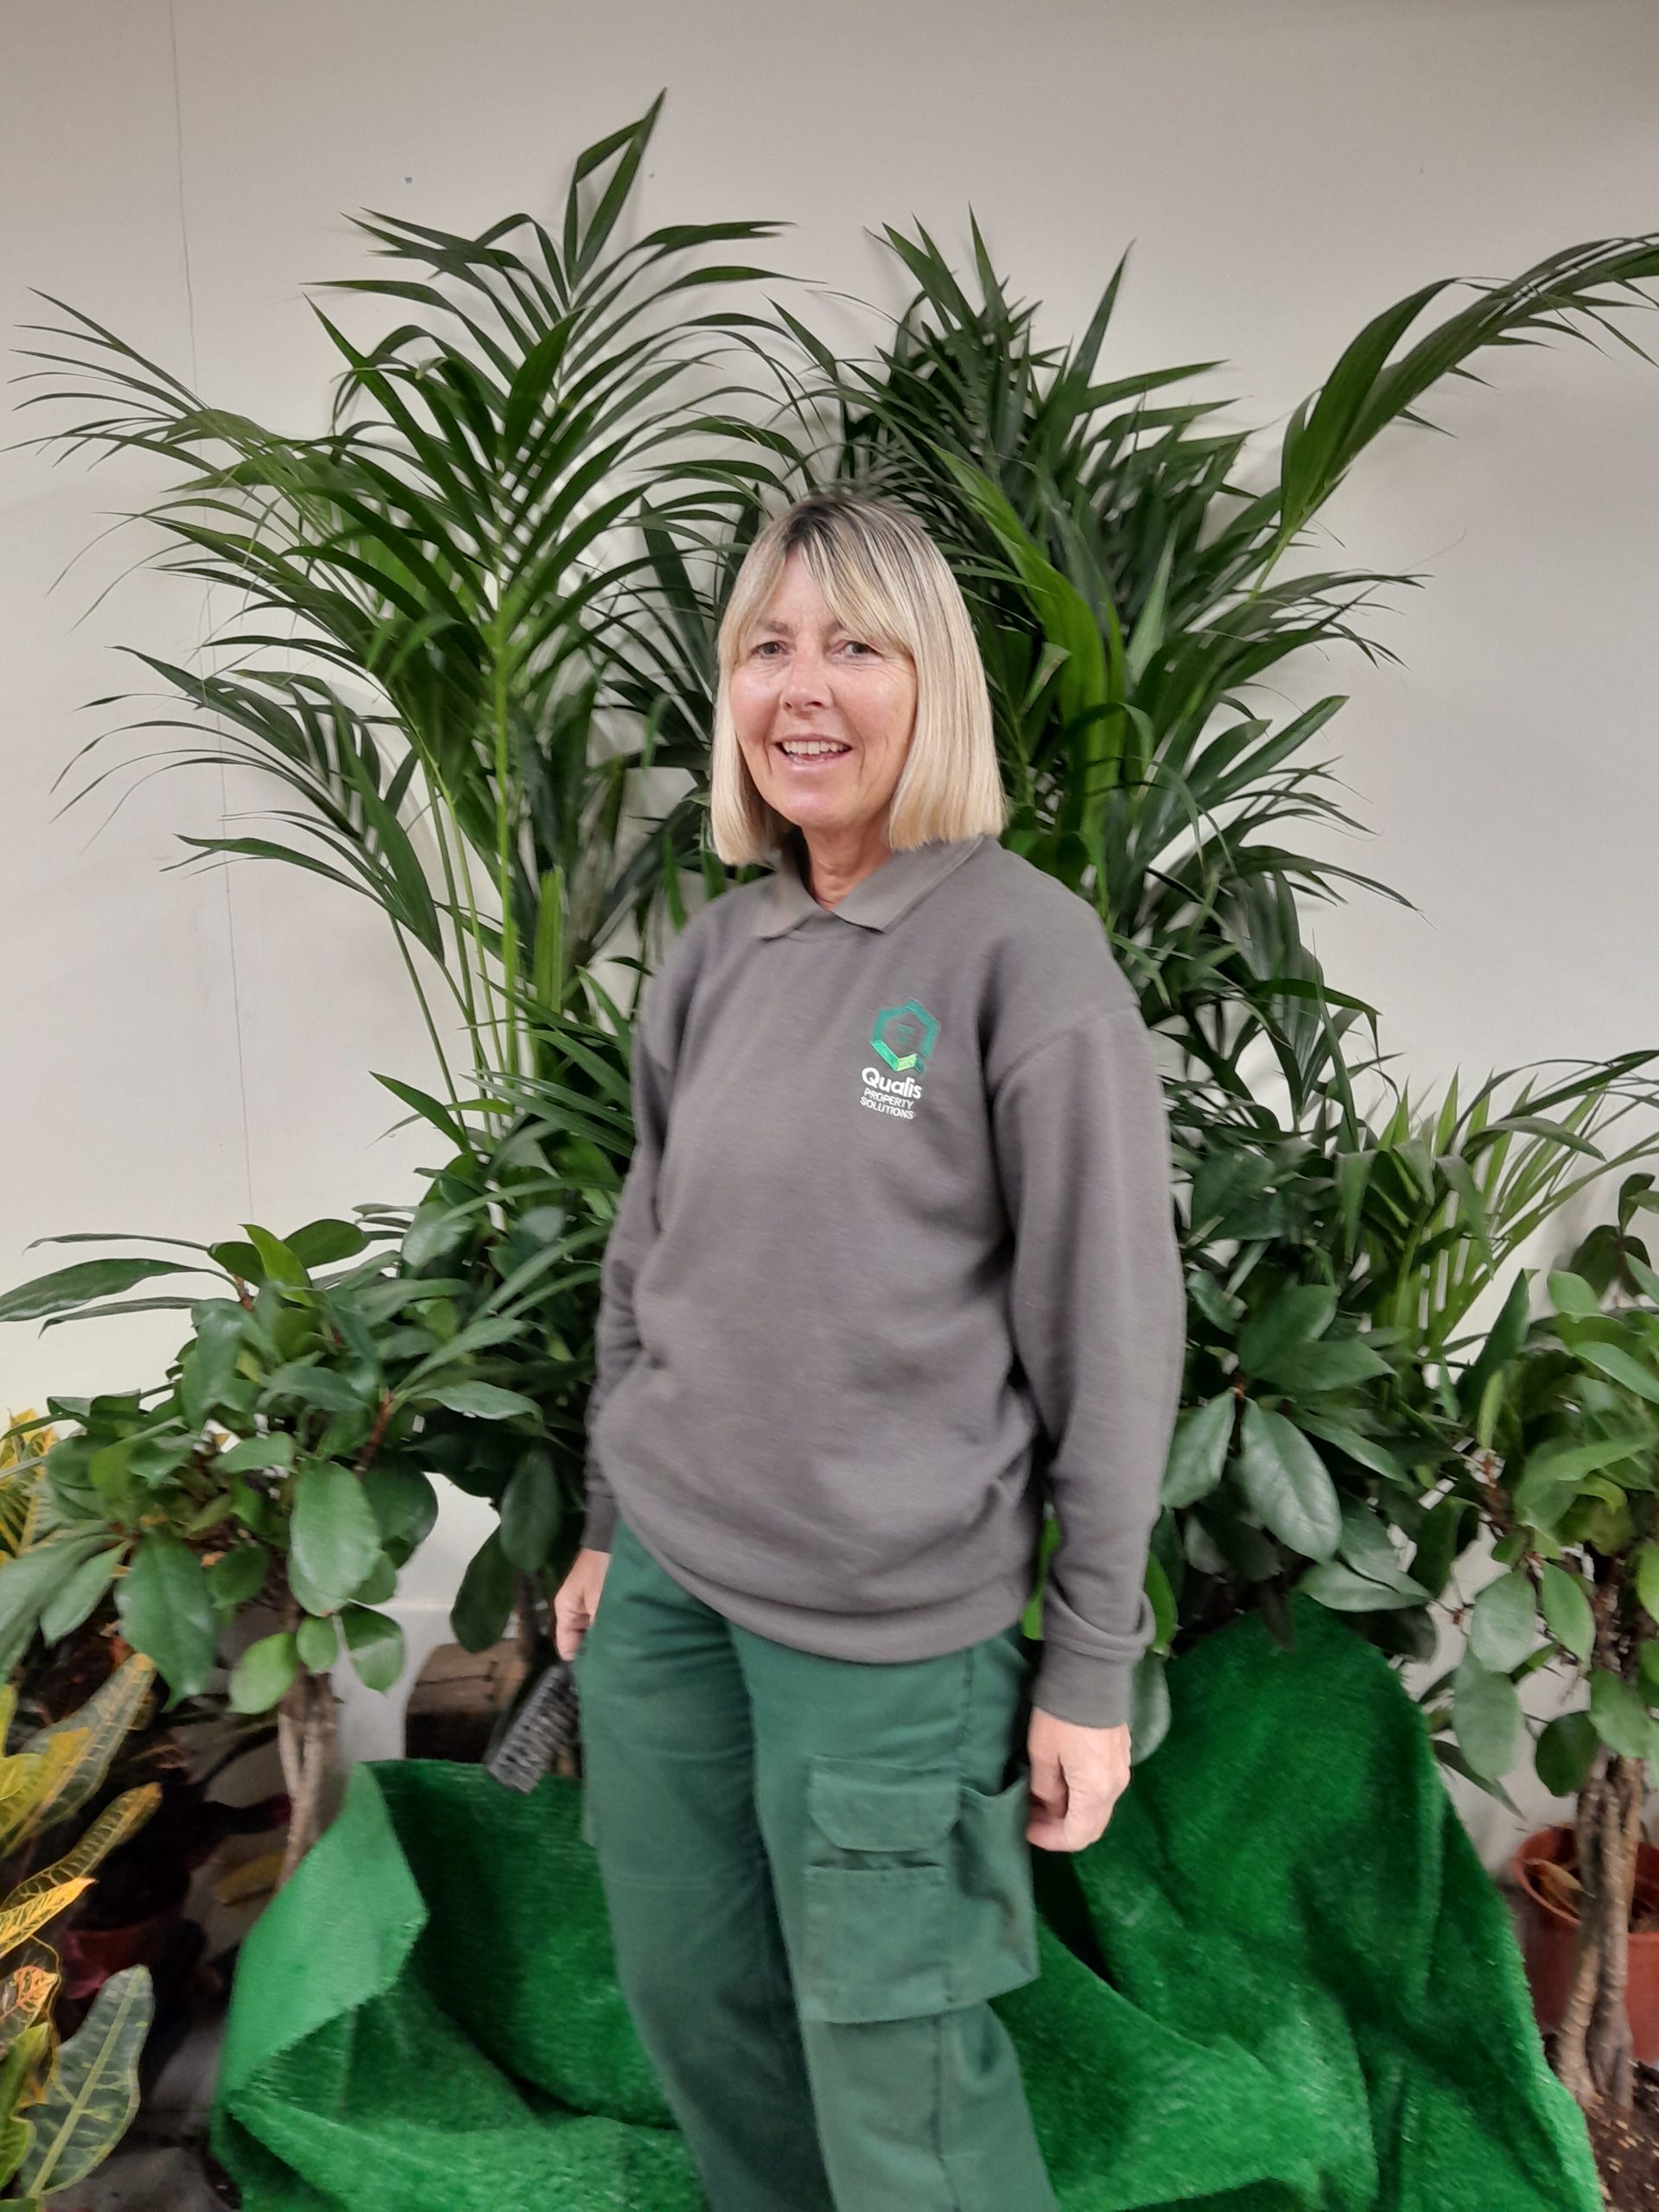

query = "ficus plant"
[
  {"left": 1090, "top": 1052, "right": 1659, "bottom": 1760},
  {"left": 1410, "top": 1174, "right": 1659, "bottom": 2113},
  {"left": 0, "top": 1198, "right": 594, "bottom": 1882}
]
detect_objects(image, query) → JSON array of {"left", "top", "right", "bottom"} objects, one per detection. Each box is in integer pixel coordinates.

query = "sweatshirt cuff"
[
  {"left": 1030, "top": 1639, "right": 1136, "bottom": 1729},
  {"left": 579, "top": 1475, "right": 618, "bottom": 1553}
]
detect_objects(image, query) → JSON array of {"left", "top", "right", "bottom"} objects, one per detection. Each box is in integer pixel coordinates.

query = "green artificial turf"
[{"left": 210, "top": 1590, "right": 1600, "bottom": 2210}]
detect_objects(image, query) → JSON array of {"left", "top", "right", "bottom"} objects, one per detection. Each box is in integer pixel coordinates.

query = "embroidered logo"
[{"left": 861, "top": 1001, "right": 938, "bottom": 1120}]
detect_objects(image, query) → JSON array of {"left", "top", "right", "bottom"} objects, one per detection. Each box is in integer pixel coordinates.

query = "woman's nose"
[{"left": 783, "top": 650, "right": 831, "bottom": 707}]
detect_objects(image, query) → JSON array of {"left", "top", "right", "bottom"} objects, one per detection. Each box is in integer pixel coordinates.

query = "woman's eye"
[{"left": 842, "top": 640, "right": 874, "bottom": 657}]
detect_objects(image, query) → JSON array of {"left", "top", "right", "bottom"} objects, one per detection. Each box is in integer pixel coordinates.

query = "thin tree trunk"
[
  {"left": 1554, "top": 1751, "right": 1608, "bottom": 2106},
  {"left": 274, "top": 1666, "right": 340, "bottom": 1891},
  {"left": 1586, "top": 1751, "right": 1643, "bottom": 2109},
  {"left": 1552, "top": 1745, "right": 1646, "bottom": 2114}
]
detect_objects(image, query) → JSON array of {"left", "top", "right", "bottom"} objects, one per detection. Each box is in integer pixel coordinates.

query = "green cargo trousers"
[{"left": 572, "top": 1512, "right": 1060, "bottom": 2212}]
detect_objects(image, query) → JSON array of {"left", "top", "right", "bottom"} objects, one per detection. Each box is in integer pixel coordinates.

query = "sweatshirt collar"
[{"left": 752, "top": 825, "right": 988, "bottom": 938}]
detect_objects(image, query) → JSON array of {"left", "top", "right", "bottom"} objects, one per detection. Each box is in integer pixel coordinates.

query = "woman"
[{"left": 553, "top": 488, "right": 1185, "bottom": 2211}]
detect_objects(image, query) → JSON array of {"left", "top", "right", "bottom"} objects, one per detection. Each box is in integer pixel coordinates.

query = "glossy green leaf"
[
  {"left": 1452, "top": 1653, "right": 1522, "bottom": 1782},
  {"left": 288, "top": 1218, "right": 372, "bottom": 1268},
  {"left": 113, "top": 1537, "right": 219, "bottom": 1700},
  {"left": 1535, "top": 1710, "right": 1599, "bottom": 1798},
  {"left": 499, "top": 1449, "right": 562, "bottom": 1571},
  {"left": 296, "top": 1613, "right": 339, "bottom": 1672},
  {"left": 0, "top": 1257, "right": 197, "bottom": 1325},
  {"left": 1469, "top": 1570, "right": 1538, "bottom": 1673},
  {"left": 1589, "top": 1669, "right": 1657, "bottom": 1762},
  {"left": 38, "top": 1546, "right": 124, "bottom": 1643},
  {"left": 245, "top": 1225, "right": 308, "bottom": 1286},
  {"left": 1546, "top": 1270, "right": 1600, "bottom": 1320},
  {"left": 1235, "top": 1401, "right": 1341, "bottom": 1560},
  {"left": 215, "top": 1433, "right": 296, "bottom": 1476},
  {"left": 453, "top": 1529, "right": 515, "bottom": 1653},
  {"left": 418, "top": 1382, "right": 539, "bottom": 1421},
  {"left": 1637, "top": 1543, "right": 1659, "bottom": 1629},
  {"left": 289, "top": 1463, "right": 382, "bottom": 1613},
  {"left": 342, "top": 1604, "right": 405, "bottom": 1692},
  {"left": 1538, "top": 1560, "right": 1594, "bottom": 1662},
  {"left": 228, "top": 1630, "right": 300, "bottom": 1714},
  {"left": 206, "top": 1543, "right": 270, "bottom": 1611},
  {"left": 1298, "top": 1559, "right": 1427, "bottom": 1611},
  {"left": 1236, "top": 1285, "right": 1338, "bottom": 1376},
  {"left": 1162, "top": 1395, "right": 1231, "bottom": 1508}
]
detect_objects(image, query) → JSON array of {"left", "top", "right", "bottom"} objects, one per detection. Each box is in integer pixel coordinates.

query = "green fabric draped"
[{"left": 210, "top": 1591, "right": 1599, "bottom": 2211}]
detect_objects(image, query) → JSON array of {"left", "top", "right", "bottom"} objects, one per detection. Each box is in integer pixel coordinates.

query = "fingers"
[
  {"left": 551, "top": 1590, "right": 590, "bottom": 1662},
  {"left": 1027, "top": 1795, "right": 1116, "bottom": 1852},
  {"left": 1025, "top": 1734, "right": 1067, "bottom": 1848},
  {"left": 552, "top": 1554, "right": 608, "bottom": 1660}
]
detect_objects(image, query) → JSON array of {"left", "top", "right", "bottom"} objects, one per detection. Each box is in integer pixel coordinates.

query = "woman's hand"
[
  {"left": 1024, "top": 1707, "right": 1132, "bottom": 1851},
  {"left": 553, "top": 1547, "right": 611, "bottom": 1661}
]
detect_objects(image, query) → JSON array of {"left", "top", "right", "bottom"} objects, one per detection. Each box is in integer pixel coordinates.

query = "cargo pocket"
[
  {"left": 946, "top": 1761, "right": 1041, "bottom": 2007},
  {"left": 799, "top": 1760, "right": 958, "bottom": 2024}
]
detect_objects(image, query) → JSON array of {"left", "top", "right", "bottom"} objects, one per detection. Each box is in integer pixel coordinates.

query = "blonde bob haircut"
[{"left": 708, "top": 489, "right": 1007, "bottom": 867}]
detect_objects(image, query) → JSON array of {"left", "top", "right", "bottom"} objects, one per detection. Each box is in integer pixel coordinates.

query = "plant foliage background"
[{"left": 5, "top": 93, "right": 1659, "bottom": 1843}]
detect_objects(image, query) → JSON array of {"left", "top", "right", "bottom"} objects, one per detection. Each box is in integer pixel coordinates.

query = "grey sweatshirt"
[{"left": 579, "top": 826, "right": 1186, "bottom": 1726}]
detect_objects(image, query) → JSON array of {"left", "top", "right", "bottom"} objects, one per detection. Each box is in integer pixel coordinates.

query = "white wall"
[{"left": 3, "top": 0, "right": 1656, "bottom": 1865}]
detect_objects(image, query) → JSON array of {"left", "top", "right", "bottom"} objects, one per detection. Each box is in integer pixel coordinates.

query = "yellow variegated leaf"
[
  {"left": 9, "top": 1656, "right": 156, "bottom": 1844},
  {"left": 0, "top": 1969, "right": 56, "bottom": 2059},
  {"left": 16, "top": 1966, "right": 151, "bottom": 2193},
  {"left": 16, "top": 1479, "right": 48, "bottom": 1554},
  {"left": 0, "top": 1882, "right": 90, "bottom": 1955},
  {"left": 7, "top": 1786, "right": 162, "bottom": 1905},
  {"left": 0, "top": 1751, "right": 43, "bottom": 1815},
  {"left": 0, "top": 1738, "right": 86, "bottom": 1859},
  {"left": 13, "top": 1936, "right": 60, "bottom": 1986},
  {"left": 0, "top": 1682, "right": 16, "bottom": 1753}
]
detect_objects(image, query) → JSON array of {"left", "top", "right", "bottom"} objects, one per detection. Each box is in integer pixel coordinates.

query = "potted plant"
[
  {"left": 0, "top": 1414, "right": 285, "bottom": 2009},
  {"left": 1417, "top": 1180, "right": 1659, "bottom": 2113},
  {"left": 0, "top": 1649, "right": 162, "bottom": 2205},
  {"left": 0, "top": 1206, "right": 567, "bottom": 1878}
]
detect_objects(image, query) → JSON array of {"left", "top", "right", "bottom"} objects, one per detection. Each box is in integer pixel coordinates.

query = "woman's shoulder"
[
  {"left": 962, "top": 841, "right": 1139, "bottom": 1012},
  {"left": 946, "top": 843, "right": 1144, "bottom": 1091}
]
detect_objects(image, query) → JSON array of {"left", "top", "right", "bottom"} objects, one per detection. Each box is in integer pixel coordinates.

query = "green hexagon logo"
[{"left": 870, "top": 1000, "right": 938, "bottom": 1073}]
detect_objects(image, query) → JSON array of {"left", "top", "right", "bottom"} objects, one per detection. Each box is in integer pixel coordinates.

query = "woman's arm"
[
  {"left": 578, "top": 982, "right": 679, "bottom": 1552},
  {"left": 990, "top": 1002, "right": 1186, "bottom": 1727}
]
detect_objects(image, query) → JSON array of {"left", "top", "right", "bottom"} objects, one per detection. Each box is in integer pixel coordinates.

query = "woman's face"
[{"left": 728, "top": 547, "right": 918, "bottom": 845}]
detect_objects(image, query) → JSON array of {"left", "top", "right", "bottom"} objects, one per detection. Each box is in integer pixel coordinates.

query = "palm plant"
[
  {"left": 16, "top": 92, "right": 784, "bottom": 1106},
  {"left": 774, "top": 220, "right": 1659, "bottom": 1088}
]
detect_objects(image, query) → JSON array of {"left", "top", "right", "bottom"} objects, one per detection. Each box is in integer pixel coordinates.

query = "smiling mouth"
[{"left": 777, "top": 740, "right": 852, "bottom": 765}]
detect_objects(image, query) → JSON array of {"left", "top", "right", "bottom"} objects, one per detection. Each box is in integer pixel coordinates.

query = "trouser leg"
[
  {"left": 739, "top": 1611, "right": 1059, "bottom": 2212},
  {"left": 574, "top": 1516, "right": 836, "bottom": 2212}
]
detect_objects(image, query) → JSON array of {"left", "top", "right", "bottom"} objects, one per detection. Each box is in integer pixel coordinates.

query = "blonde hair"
[{"left": 708, "top": 489, "right": 1007, "bottom": 866}]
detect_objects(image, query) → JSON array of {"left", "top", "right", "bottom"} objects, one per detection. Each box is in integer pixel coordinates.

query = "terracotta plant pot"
[
  {"left": 1510, "top": 1821, "right": 1659, "bottom": 2063},
  {"left": 57, "top": 1859, "right": 190, "bottom": 2005}
]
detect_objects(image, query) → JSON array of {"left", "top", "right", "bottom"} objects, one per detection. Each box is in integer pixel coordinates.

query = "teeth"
[{"left": 781, "top": 741, "right": 849, "bottom": 756}]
